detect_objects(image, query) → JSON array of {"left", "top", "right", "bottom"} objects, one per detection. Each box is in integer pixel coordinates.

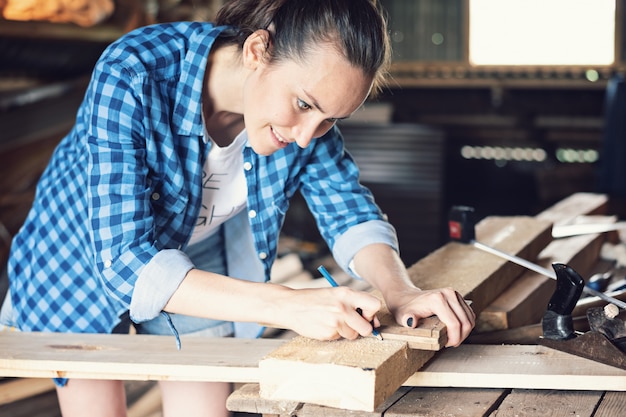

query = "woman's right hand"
[{"left": 275, "top": 286, "right": 382, "bottom": 340}]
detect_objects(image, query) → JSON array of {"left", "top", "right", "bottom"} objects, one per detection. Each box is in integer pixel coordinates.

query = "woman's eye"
[{"left": 297, "top": 99, "right": 311, "bottom": 110}]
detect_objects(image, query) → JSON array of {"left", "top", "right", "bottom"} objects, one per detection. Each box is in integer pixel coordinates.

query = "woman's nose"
[{"left": 293, "top": 119, "right": 329, "bottom": 148}]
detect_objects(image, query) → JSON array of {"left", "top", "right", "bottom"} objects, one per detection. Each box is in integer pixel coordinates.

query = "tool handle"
[{"left": 542, "top": 263, "right": 585, "bottom": 340}]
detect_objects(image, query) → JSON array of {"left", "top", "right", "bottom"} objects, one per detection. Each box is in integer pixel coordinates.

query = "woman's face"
[{"left": 242, "top": 40, "right": 373, "bottom": 156}]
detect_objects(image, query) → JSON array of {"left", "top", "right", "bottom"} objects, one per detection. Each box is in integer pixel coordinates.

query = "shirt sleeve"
[
  {"left": 298, "top": 126, "right": 400, "bottom": 276},
  {"left": 129, "top": 249, "right": 195, "bottom": 322},
  {"left": 84, "top": 54, "right": 164, "bottom": 306}
]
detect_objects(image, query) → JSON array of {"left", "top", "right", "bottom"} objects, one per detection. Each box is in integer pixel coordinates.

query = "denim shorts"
[{"left": 1, "top": 227, "right": 234, "bottom": 338}]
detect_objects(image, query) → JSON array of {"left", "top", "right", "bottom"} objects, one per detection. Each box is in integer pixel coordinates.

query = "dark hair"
[{"left": 215, "top": 0, "right": 391, "bottom": 95}]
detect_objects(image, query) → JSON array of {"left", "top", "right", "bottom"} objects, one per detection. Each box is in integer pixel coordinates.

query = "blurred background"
[{"left": 0, "top": 0, "right": 624, "bottom": 269}]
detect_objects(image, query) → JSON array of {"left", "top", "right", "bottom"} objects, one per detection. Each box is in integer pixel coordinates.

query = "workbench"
[
  {"left": 228, "top": 384, "right": 626, "bottom": 417},
  {"left": 2, "top": 192, "right": 626, "bottom": 417}
]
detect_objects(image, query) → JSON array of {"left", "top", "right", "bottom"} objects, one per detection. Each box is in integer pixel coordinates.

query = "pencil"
[{"left": 317, "top": 265, "right": 383, "bottom": 340}]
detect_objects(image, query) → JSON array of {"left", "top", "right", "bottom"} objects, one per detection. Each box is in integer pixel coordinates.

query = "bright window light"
[{"left": 469, "top": 0, "right": 616, "bottom": 65}]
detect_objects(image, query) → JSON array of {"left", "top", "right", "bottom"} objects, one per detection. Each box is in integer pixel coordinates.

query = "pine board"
[
  {"left": 385, "top": 387, "right": 508, "bottom": 417},
  {"left": 493, "top": 389, "right": 603, "bottom": 417},
  {"left": 258, "top": 336, "right": 433, "bottom": 412},
  {"left": 407, "top": 215, "right": 553, "bottom": 314},
  {"left": 405, "top": 344, "right": 626, "bottom": 391},
  {"left": 475, "top": 231, "right": 605, "bottom": 332},
  {"left": 0, "top": 332, "right": 283, "bottom": 382}
]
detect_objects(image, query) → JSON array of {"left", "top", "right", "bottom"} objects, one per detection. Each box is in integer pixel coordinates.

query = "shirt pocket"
[{"left": 150, "top": 180, "right": 189, "bottom": 233}]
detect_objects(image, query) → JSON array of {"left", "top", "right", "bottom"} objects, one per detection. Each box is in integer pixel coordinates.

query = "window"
[{"left": 469, "top": 0, "right": 616, "bottom": 66}]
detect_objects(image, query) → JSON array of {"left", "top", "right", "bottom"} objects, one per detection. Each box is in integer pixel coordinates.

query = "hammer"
[{"left": 449, "top": 205, "right": 626, "bottom": 310}]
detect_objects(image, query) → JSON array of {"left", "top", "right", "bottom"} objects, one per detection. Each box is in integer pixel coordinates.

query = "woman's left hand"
[{"left": 387, "top": 286, "right": 475, "bottom": 347}]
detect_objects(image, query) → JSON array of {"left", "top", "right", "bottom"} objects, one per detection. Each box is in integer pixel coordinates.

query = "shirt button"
[
  {"left": 243, "top": 162, "right": 252, "bottom": 171},
  {"left": 248, "top": 210, "right": 257, "bottom": 218},
  {"left": 258, "top": 252, "right": 267, "bottom": 260},
  {"left": 151, "top": 192, "right": 160, "bottom": 201},
  {"left": 104, "top": 259, "right": 112, "bottom": 268}
]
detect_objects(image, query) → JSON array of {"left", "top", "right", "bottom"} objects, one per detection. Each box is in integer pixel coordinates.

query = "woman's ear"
[{"left": 242, "top": 29, "right": 271, "bottom": 70}]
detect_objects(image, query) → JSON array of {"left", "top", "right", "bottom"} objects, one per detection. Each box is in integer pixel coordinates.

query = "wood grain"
[
  {"left": 407, "top": 215, "right": 553, "bottom": 314},
  {"left": 406, "top": 344, "right": 626, "bottom": 391},
  {"left": 258, "top": 336, "right": 430, "bottom": 412},
  {"left": 0, "top": 332, "right": 283, "bottom": 382}
]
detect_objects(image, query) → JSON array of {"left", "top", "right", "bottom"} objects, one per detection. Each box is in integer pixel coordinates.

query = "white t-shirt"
[{"left": 188, "top": 129, "right": 248, "bottom": 246}]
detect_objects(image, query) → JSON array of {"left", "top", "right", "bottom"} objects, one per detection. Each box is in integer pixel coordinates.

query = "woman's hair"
[{"left": 215, "top": 0, "right": 391, "bottom": 95}]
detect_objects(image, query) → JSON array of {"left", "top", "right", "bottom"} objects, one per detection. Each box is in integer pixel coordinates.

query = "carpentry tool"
[
  {"left": 448, "top": 205, "right": 626, "bottom": 310},
  {"left": 317, "top": 265, "right": 383, "bottom": 340},
  {"left": 552, "top": 222, "right": 626, "bottom": 238},
  {"left": 538, "top": 262, "right": 626, "bottom": 370}
]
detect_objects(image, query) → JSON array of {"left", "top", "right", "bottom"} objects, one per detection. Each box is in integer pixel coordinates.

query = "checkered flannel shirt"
[{"left": 7, "top": 22, "right": 398, "bottom": 334}]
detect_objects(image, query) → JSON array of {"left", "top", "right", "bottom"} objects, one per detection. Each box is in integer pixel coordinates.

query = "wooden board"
[
  {"left": 0, "top": 377, "right": 55, "bottom": 405},
  {"left": 258, "top": 336, "right": 431, "bottom": 412},
  {"left": 0, "top": 332, "right": 283, "bottom": 382},
  {"left": 227, "top": 383, "right": 412, "bottom": 417},
  {"left": 384, "top": 387, "right": 508, "bottom": 417},
  {"left": 475, "top": 231, "right": 605, "bottom": 332},
  {"left": 407, "top": 215, "right": 553, "bottom": 314},
  {"left": 535, "top": 192, "right": 608, "bottom": 225},
  {"left": 494, "top": 389, "right": 603, "bottom": 417},
  {"left": 405, "top": 344, "right": 626, "bottom": 391},
  {"left": 594, "top": 391, "right": 626, "bottom": 417},
  {"left": 474, "top": 193, "right": 612, "bottom": 333}
]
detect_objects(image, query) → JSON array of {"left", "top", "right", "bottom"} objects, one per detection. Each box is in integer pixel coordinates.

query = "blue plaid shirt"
[{"left": 7, "top": 22, "right": 398, "bottom": 335}]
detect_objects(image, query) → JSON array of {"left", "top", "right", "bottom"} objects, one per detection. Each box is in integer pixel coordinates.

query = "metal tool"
[
  {"left": 448, "top": 205, "right": 626, "bottom": 310},
  {"left": 552, "top": 222, "right": 626, "bottom": 238},
  {"left": 538, "top": 263, "right": 626, "bottom": 370}
]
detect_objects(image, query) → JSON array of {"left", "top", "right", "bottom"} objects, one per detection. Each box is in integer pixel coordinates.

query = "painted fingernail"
[{"left": 406, "top": 317, "right": 414, "bottom": 327}]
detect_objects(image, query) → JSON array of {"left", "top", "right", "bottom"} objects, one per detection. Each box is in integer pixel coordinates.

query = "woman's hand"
[
  {"left": 386, "top": 286, "right": 475, "bottom": 347},
  {"left": 277, "top": 286, "right": 382, "bottom": 341},
  {"left": 351, "top": 243, "right": 476, "bottom": 348}
]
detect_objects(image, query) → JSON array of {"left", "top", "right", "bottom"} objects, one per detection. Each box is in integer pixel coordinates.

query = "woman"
[{"left": 1, "top": 0, "right": 475, "bottom": 416}]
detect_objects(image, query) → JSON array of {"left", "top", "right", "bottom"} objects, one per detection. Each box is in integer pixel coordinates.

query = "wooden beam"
[
  {"left": 475, "top": 231, "right": 605, "bottom": 332},
  {"left": 474, "top": 192, "right": 612, "bottom": 333},
  {"left": 535, "top": 192, "right": 608, "bottom": 225},
  {"left": 407, "top": 215, "right": 553, "bottom": 314},
  {"left": 0, "top": 332, "right": 283, "bottom": 382},
  {"left": 405, "top": 344, "right": 626, "bottom": 391},
  {"left": 258, "top": 336, "right": 431, "bottom": 412}
]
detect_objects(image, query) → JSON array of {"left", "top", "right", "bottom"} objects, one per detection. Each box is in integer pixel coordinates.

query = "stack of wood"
[{"left": 1, "top": 0, "right": 115, "bottom": 27}]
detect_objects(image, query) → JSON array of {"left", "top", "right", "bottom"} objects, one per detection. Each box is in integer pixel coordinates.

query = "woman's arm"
[
  {"left": 352, "top": 243, "right": 476, "bottom": 347},
  {"left": 164, "top": 268, "right": 383, "bottom": 341}
]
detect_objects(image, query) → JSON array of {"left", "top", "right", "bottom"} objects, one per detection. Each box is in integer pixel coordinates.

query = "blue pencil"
[{"left": 317, "top": 265, "right": 383, "bottom": 340}]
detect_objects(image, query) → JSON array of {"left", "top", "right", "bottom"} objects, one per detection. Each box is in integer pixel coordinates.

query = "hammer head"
[{"left": 448, "top": 206, "right": 476, "bottom": 243}]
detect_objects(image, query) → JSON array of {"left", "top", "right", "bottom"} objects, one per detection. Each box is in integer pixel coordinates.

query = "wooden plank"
[
  {"left": 405, "top": 344, "right": 626, "bottom": 391},
  {"left": 385, "top": 387, "right": 508, "bottom": 417},
  {"left": 0, "top": 332, "right": 283, "bottom": 382},
  {"left": 296, "top": 387, "right": 411, "bottom": 417},
  {"left": 258, "top": 336, "right": 431, "bottom": 412},
  {"left": 475, "top": 231, "right": 605, "bottom": 332},
  {"left": 407, "top": 216, "right": 553, "bottom": 314},
  {"left": 594, "top": 391, "right": 626, "bottom": 417},
  {"left": 535, "top": 192, "right": 608, "bottom": 224},
  {"left": 491, "top": 389, "right": 602, "bottom": 417},
  {"left": 227, "top": 383, "right": 412, "bottom": 417},
  {"left": 226, "top": 383, "right": 300, "bottom": 416},
  {"left": 472, "top": 193, "right": 611, "bottom": 333},
  {"left": 0, "top": 378, "right": 55, "bottom": 405}
]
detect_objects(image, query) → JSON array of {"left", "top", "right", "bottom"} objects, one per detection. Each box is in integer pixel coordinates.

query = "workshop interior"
[{"left": 2, "top": 0, "right": 626, "bottom": 416}]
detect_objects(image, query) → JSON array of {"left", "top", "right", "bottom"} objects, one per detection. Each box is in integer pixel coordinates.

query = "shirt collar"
[{"left": 173, "top": 24, "right": 231, "bottom": 138}]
